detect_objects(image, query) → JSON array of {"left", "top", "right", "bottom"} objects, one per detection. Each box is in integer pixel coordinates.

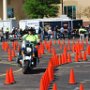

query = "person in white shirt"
[{"left": 48, "top": 27, "right": 52, "bottom": 40}]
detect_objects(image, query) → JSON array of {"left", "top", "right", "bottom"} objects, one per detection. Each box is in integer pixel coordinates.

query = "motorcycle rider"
[{"left": 17, "top": 28, "right": 40, "bottom": 66}]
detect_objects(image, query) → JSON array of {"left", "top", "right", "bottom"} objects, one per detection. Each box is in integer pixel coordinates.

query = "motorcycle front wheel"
[{"left": 22, "top": 60, "right": 30, "bottom": 74}]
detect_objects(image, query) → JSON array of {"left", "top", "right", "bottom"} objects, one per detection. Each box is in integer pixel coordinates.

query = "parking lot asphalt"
[{"left": 0, "top": 39, "right": 90, "bottom": 90}]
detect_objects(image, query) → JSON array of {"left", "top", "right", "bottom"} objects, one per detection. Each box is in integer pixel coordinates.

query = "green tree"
[
  {"left": 83, "top": 6, "right": 90, "bottom": 21},
  {"left": 23, "top": 0, "right": 60, "bottom": 18}
]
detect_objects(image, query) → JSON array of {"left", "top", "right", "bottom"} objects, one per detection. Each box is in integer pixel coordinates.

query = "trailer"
[
  {"left": 19, "top": 15, "right": 83, "bottom": 33},
  {"left": 0, "top": 19, "right": 18, "bottom": 33},
  {"left": 19, "top": 19, "right": 42, "bottom": 33}
]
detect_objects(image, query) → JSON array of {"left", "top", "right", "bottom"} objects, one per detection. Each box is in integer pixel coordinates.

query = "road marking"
[
  {"left": 0, "top": 61, "right": 22, "bottom": 77},
  {"left": 81, "top": 80, "right": 90, "bottom": 83},
  {"left": 0, "top": 61, "right": 17, "bottom": 66},
  {"left": 74, "top": 62, "right": 90, "bottom": 64},
  {"left": 73, "top": 87, "right": 79, "bottom": 90},
  {"left": 73, "top": 80, "right": 90, "bottom": 90},
  {"left": 0, "top": 68, "right": 22, "bottom": 77}
]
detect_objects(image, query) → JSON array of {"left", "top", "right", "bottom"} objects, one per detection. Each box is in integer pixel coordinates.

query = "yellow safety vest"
[
  {"left": 79, "top": 28, "right": 86, "bottom": 32},
  {"left": 34, "top": 34, "right": 40, "bottom": 43},
  {"left": 6, "top": 28, "right": 10, "bottom": 32},
  {"left": 26, "top": 35, "right": 37, "bottom": 42}
]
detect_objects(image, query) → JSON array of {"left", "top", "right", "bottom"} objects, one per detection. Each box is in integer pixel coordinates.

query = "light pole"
[
  {"left": 3, "top": 0, "right": 7, "bottom": 20},
  {"left": 62, "top": 0, "right": 64, "bottom": 15}
]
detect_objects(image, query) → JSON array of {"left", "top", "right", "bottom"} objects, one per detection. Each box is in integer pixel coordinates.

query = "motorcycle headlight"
[{"left": 26, "top": 47, "right": 32, "bottom": 52}]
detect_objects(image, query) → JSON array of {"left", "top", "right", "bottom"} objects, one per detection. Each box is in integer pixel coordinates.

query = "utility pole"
[
  {"left": 62, "top": 0, "right": 64, "bottom": 15},
  {"left": 3, "top": 0, "right": 7, "bottom": 20}
]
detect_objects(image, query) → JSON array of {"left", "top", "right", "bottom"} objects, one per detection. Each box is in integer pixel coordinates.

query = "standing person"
[
  {"left": 54, "top": 26, "right": 58, "bottom": 40},
  {"left": 79, "top": 26, "right": 87, "bottom": 41},
  {"left": 39, "top": 27, "right": 44, "bottom": 41},
  {"left": 60, "top": 26, "right": 64, "bottom": 39},
  {"left": 47, "top": 26, "right": 52, "bottom": 40},
  {"left": 20, "top": 29, "right": 23, "bottom": 37},
  {"left": 44, "top": 25, "right": 48, "bottom": 40},
  {"left": 5, "top": 28, "right": 10, "bottom": 40},
  {"left": 68, "top": 27, "right": 71, "bottom": 39},
  {"left": 0, "top": 28, "right": 3, "bottom": 42},
  {"left": 88, "top": 25, "right": 90, "bottom": 41}
]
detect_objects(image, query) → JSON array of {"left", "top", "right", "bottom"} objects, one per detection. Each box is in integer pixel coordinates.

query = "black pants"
[{"left": 6, "top": 32, "right": 9, "bottom": 40}]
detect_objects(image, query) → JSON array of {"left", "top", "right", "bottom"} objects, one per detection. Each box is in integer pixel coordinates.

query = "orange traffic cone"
[
  {"left": 67, "top": 53, "right": 72, "bottom": 63},
  {"left": 9, "top": 68, "right": 15, "bottom": 84},
  {"left": 67, "top": 44, "right": 70, "bottom": 50},
  {"left": 52, "top": 83, "right": 58, "bottom": 90},
  {"left": 43, "top": 70, "right": 49, "bottom": 90},
  {"left": 58, "top": 54, "right": 62, "bottom": 65},
  {"left": 61, "top": 54, "right": 65, "bottom": 64},
  {"left": 8, "top": 54, "right": 12, "bottom": 62},
  {"left": 4, "top": 70, "right": 10, "bottom": 85},
  {"left": 7, "top": 48, "right": 11, "bottom": 55},
  {"left": 48, "top": 62, "right": 54, "bottom": 82},
  {"left": 69, "top": 68, "right": 76, "bottom": 84},
  {"left": 58, "top": 40, "right": 60, "bottom": 45},
  {"left": 46, "top": 70, "right": 50, "bottom": 87},
  {"left": 83, "top": 51, "right": 87, "bottom": 61},
  {"left": 79, "top": 52, "right": 82, "bottom": 59},
  {"left": 40, "top": 78, "right": 44, "bottom": 90},
  {"left": 17, "top": 45, "right": 20, "bottom": 52},
  {"left": 11, "top": 49, "right": 15, "bottom": 58},
  {"left": 54, "top": 40, "right": 56, "bottom": 44},
  {"left": 75, "top": 53, "right": 79, "bottom": 62},
  {"left": 60, "top": 44, "right": 62, "bottom": 49},
  {"left": 79, "top": 83, "right": 84, "bottom": 90}
]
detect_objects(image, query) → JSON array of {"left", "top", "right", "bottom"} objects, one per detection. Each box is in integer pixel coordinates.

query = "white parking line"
[
  {"left": 0, "top": 62, "right": 22, "bottom": 77},
  {"left": 74, "top": 62, "right": 90, "bottom": 64},
  {"left": 73, "top": 87, "right": 79, "bottom": 90},
  {"left": 0, "top": 62, "right": 17, "bottom": 66},
  {"left": 0, "top": 68, "right": 22, "bottom": 77}
]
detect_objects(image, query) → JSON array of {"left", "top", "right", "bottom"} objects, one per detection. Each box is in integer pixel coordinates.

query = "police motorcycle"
[{"left": 17, "top": 41, "right": 39, "bottom": 74}]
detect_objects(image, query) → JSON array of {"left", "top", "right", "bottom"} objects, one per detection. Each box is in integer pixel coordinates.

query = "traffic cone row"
[
  {"left": 7, "top": 48, "right": 16, "bottom": 61},
  {"left": 71, "top": 41, "right": 84, "bottom": 53},
  {"left": 74, "top": 51, "right": 87, "bottom": 62},
  {"left": 40, "top": 59, "right": 54, "bottom": 90},
  {"left": 40, "top": 39, "right": 88, "bottom": 90},
  {"left": 12, "top": 41, "right": 19, "bottom": 50},
  {"left": 49, "top": 52, "right": 72, "bottom": 67},
  {"left": 1, "top": 41, "right": 18, "bottom": 62},
  {"left": 4, "top": 68, "right": 15, "bottom": 85},
  {"left": 38, "top": 43, "right": 45, "bottom": 58},
  {"left": 60, "top": 53, "right": 72, "bottom": 65}
]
